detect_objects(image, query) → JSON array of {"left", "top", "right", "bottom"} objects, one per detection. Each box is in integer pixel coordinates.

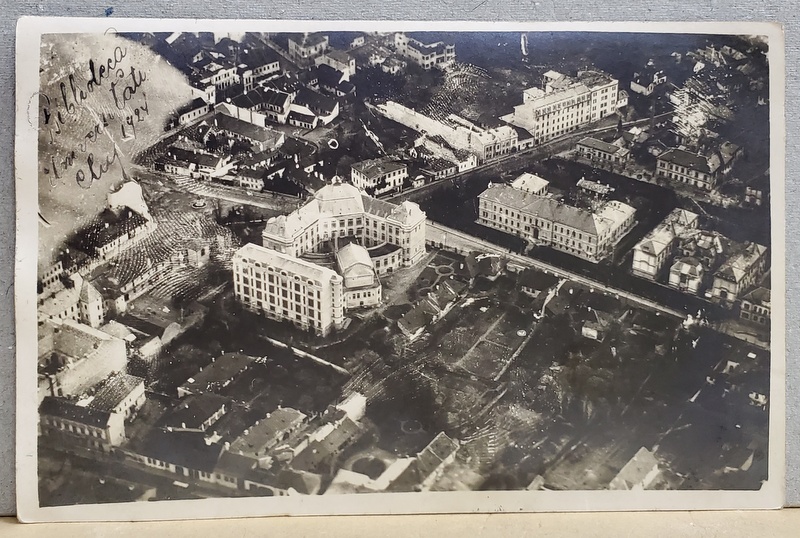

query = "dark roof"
[
  {"left": 288, "top": 33, "right": 328, "bottom": 49},
  {"left": 161, "top": 393, "right": 228, "bottom": 430},
  {"left": 177, "top": 97, "right": 209, "bottom": 116},
  {"left": 138, "top": 430, "right": 224, "bottom": 473},
  {"left": 288, "top": 110, "right": 317, "bottom": 124},
  {"left": 208, "top": 112, "right": 283, "bottom": 144},
  {"left": 424, "top": 158, "right": 457, "bottom": 173},
  {"left": 292, "top": 417, "right": 361, "bottom": 471},
  {"left": 294, "top": 88, "right": 337, "bottom": 116},
  {"left": 337, "top": 80, "right": 356, "bottom": 95},
  {"left": 274, "top": 469, "right": 322, "bottom": 495},
  {"left": 88, "top": 373, "right": 144, "bottom": 413},
  {"left": 351, "top": 158, "right": 407, "bottom": 180},
  {"left": 214, "top": 451, "right": 256, "bottom": 477},
  {"left": 658, "top": 148, "right": 712, "bottom": 173},
  {"left": 241, "top": 46, "right": 281, "bottom": 68},
  {"left": 578, "top": 137, "right": 626, "bottom": 155},
  {"left": 40, "top": 397, "right": 112, "bottom": 428},
  {"left": 180, "top": 353, "right": 254, "bottom": 395},
  {"left": 72, "top": 208, "right": 149, "bottom": 254},
  {"left": 166, "top": 146, "right": 222, "bottom": 168},
  {"left": 315, "top": 64, "right": 345, "bottom": 88}
]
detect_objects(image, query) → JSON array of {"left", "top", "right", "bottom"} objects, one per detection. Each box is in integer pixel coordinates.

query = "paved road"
[
  {"left": 131, "top": 164, "right": 300, "bottom": 213},
  {"left": 425, "top": 220, "right": 689, "bottom": 319},
  {"left": 385, "top": 112, "right": 672, "bottom": 205}
]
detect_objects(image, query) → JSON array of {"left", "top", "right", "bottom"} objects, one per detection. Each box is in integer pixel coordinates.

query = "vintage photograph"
[{"left": 16, "top": 19, "right": 784, "bottom": 519}]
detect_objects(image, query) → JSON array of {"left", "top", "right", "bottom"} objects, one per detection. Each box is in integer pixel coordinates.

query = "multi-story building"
[
  {"left": 740, "top": 283, "right": 771, "bottom": 326},
  {"left": 393, "top": 33, "right": 455, "bottom": 70},
  {"left": 314, "top": 49, "right": 356, "bottom": 80},
  {"left": 502, "top": 69, "right": 623, "bottom": 145},
  {"left": 576, "top": 137, "right": 631, "bottom": 165},
  {"left": 668, "top": 257, "right": 705, "bottom": 294},
  {"left": 477, "top": 181, "right": 636, "bottom": 263},
  {"left": 510, "top": 172, "right": 549, "bottom": 195},
  {"left": 350, "top": 158, "right": 408, "bottom": 195},
  {"left": 233, "top": 243, "right": 345, "bottom": 336},
  {"left": 376, "top": 101, "right": 517, "bottom": 163},
  {"left": 656, "top": 148, "right": 719, "bottom": 191},
  {"left": 632, "top": 208, "right": 699, "bottom": 280},
  {"left": 236, "top": 181, "right": 426, "bottom": 335},
  {"left": 87, "top": 372, "right": 146, "bottom": 420},
  {"left": 656, "top": 142, "right": 741, "bottom": 192},
  {"left": 39, "top": 396, "right": 126, "bottom": 453},
  {"left": 37, "top": 319, "right": 128, "bottom": 403},
  {"left": 711, "top": 242, "right": 768, "bottom": 304},
  {"left": 287, "top": 33, "right": 329, "bottom": 63}
]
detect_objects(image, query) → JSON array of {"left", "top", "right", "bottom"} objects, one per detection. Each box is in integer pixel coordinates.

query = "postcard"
[{"left": 15, "top": 18, "right": 785, "bottom": 521}]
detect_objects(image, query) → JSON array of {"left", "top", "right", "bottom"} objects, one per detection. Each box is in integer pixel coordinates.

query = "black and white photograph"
[{"left": 14, "top": 19, "right": 785, "bottom": 521}]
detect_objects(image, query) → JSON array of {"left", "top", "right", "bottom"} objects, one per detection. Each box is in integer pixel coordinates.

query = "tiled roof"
[
  {"left": 180, "top": 353, "right": 254, "bottom": 395},
  {"left": 352, "top": 158, "right": 407, "bottom": 180},
  {"left": 658, "top": 148, "right": 713, "bottom": 173},
  {"left": 73, "top": 208, "right": 149, "bottom": 253},
  {"left": 209, "top": 112, "right": 284, "bottom": 145},
  {"left": 228, "top": 407, "right": 307, "bottom": 457},
  {"left": 162, "top": 393, "right": 228, "bottom": 430},
  {"left": 40, "top": 396, "right": 112, "bottom": 428},
  {"left": 139, "top": 430, "right": 224, "bottom": 473},
  {"left": 88, "top": 373, "right": 144, "bottom": 413},
  {"left": 577, "top": 137, "right": 626, "bottom": 155}
]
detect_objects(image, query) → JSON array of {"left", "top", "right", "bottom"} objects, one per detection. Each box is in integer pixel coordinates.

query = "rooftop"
[
  {"left": 208, "top": 111, "right": 285, "bottom": 145},
  {"left": 228, "top": 407, "right": 307, "bottom": 457},
  {"left": 40, "top": 396, "right": 112, "bottom": 428},
  {"left": 351, "top": 158, "right": 407, "bottom": 180},
  {"left": 161, "top": 392, "right": 229, "bottom": 431},
  {"left": 578, "top": 137, "right": 628, "bottom": 156},
  {"left": 480, "top": 183, "right": 634, "bottom": 237},
  {"left": 179, "top": 353, "right": 254, "bottom": 395},
  {"left": 235, "top": 243, "right": 342, "bottom": 284},
  {"left": 511, "top": 172, "right": 549, "bottom": 193},
  {"left": 88, "top": 373, "right": 144, "bottom": 413}
]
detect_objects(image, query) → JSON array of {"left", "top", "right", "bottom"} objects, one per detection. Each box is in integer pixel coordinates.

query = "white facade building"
[{"left": 502, "top": 70, "right": 623, "bottom": 145}]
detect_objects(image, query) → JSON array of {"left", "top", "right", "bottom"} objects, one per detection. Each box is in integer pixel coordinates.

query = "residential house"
[
  {"left": 288, "top": 33, "right": 329, "bottom": 63},
  {"left": 576, "top": 137, "right": 630, "bottom": 165},
  {"left": 740, "top": 284, "right": 770, "bottom": 327},
  {"left": 393, "top": 33, "right": 456, "bottom": 70},
  {"left": 351, "top": 158, "right": 408, "bottom": 195},
  {"left": 177, "top": 97, "right": 212, "bottom": 125},
  {"left": 161, "top": 393, "right": 229, "bottom": 433},
  {"left": 510, "top": 172, "right": 549, "bottom": 196},
  {"left": 87, "top": 372, "right": 146, "bottom": 420},
  {"left": 39, "top": 396, "right": 126, "bottom": 453},
  {"left": 668, "top": 257, "right": 705, "bottom": 294},
  {"left": 314, "top": 49, "right": 356, "bottom": 80},
  {"left": 37, "top": 319, "right": 127, "bottom": 403},
  {"left": 632, "top": 208, "right": 699, "bottom": 280},
  {"left": 711, "top": 242, "right": 768, "bottom": 304},
  {"left": 177, "top": 353, "right": 254, "bottom": 398}
]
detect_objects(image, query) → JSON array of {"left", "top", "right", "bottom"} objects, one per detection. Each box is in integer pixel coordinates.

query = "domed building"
[{"left": 233, "top": 178, "right": 426, "bottom": 336}]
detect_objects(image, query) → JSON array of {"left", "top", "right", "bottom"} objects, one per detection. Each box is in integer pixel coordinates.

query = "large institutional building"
[
  {"left": 502, "top": 69, "right": 626, "bottom": 146},
  {"left": 233, "top": 181, "right": 427, "bottom": 335},
  {"left": 477, "top": 175, "right": 636, "bottom": 263}
]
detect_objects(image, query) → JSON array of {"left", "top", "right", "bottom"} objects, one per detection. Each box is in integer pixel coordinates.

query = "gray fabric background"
[{"left": 0, "top": 1, "right": 796, "bottom": 517}]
